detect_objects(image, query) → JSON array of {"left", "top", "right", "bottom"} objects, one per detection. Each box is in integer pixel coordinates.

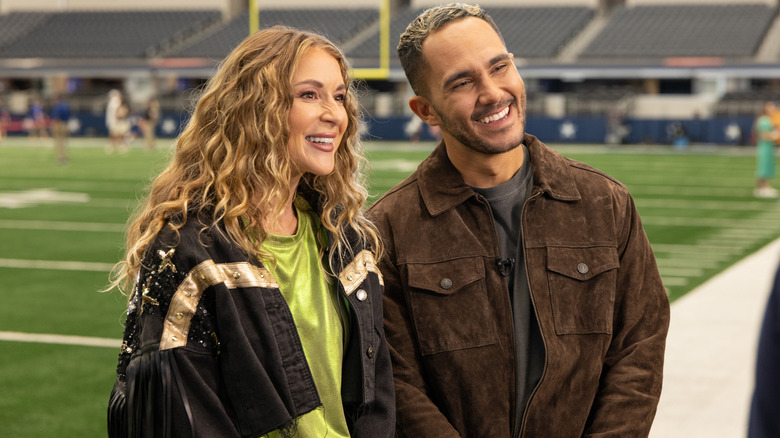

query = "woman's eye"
[
  {"left": 335, "top": 93, "right": 346, "bottom": 102},
  {"left": 299, "top": 91, "right": 317, "bottom": 99}
]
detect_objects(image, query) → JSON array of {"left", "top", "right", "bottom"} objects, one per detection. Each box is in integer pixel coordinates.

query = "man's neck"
[{"left": 446, "top": 141, "right": 525, "bottom": 189}]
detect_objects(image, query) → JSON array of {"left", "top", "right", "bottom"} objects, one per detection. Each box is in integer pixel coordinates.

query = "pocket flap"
[
  {"left": 407, "top": 257, "right": 485, "bottom": 295},
  {"left": 546, "top": 246, "right": 619, "bottom": 281}
]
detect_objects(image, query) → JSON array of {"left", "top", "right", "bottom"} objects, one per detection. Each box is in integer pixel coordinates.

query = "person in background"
[
  {"left": 50, "top": 94, "right": 71, "bottom": 164},
  {"left": 368, "top": 4, "right": 670, "bottom": 437},
  {"left": 105, "top": 89, "right": 129, "bottom": 153},
  {"left": 28, "top": 97, "right": 48, "bottom": 142},
  {"left": 106, "top": 26, "right": 394, "bottom": 437},
  {"left": 754, "top": 102, "right": 779, "bottom": 198},
  {"left": 0, "top": 97, "right": 10, "bottom": 144},
  {"left": 139, "top": 97, "right": 160, "bottom": 150}
]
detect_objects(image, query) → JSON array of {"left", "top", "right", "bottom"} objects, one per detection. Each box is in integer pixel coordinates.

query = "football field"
[{"left": 1, "top": 137, "right": 779, "bottom": 436}]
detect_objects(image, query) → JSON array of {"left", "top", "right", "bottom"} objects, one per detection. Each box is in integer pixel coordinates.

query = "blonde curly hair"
[{"left": 109, "top": 26, "right": 381, "bottom": 296}]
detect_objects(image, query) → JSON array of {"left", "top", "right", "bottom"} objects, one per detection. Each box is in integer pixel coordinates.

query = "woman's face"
[{"left": 287, "top": 46, "right": 349, "bottom": 179}]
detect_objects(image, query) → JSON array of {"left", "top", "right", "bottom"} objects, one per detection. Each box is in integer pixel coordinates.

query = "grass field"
[{"left": 2, "top": 136, "right": 780, "bottom": 436}]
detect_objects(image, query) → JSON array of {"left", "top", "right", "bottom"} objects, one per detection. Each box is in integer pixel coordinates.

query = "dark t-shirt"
[{"left": 471, "top": 144, "right": 544, "bottom": 437}]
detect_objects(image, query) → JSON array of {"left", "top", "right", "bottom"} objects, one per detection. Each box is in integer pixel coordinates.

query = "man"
[{"left": 367, "top": 4, "right": 670, "bottom": 437}]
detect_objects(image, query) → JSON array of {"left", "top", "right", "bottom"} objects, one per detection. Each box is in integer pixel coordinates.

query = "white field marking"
[
  {"left": 652, "top": 243, "right": 742, "bottom": 254},
  {"left": 0, "top": 219, "right": 124, "bottom": 232},
  {"left": 0, "top": 180, "right": 137, "bottom": 193},
  {"left": 635, "top": 198, "right": 780, "bottom": 211},
  {"left": 629, "top": 186, "right": 749, "bottom": 197},
  {"left": 0, "top": 331, "right": 121, "bottom": 348},
  {"left": 641, "top": 216, "right": 780, "bottom": 229},
  {"left": 660, "top": 277, "right": 689, "bottom": 287},
  {"left": 658, "top": 267, "right": 706, "bottom": 277},
  {"left": 0, "top": 258, "right": 115, "bottom": 272},
  {"left": 370, "top": 159, "right": 422, "bottom": 173},
  {"left": 620, "top": 175, "right": 755, "bottom": 188},
  {"left": 87, "top": 198, "right": 139, "bottom": 209},
  {"left": 364, "top": 142, "right": 436, "bottom": 153},
  {"left": 714, "top": 227, "right": 780, "bottom": 237},
  {"left": 0, "top": 189, "right": 89, "bottom": 209},
  {"left": 655, "top": 258, "right": 728, "bottom": 269}
]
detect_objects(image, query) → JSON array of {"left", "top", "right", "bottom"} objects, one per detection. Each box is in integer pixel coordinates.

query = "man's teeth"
[
  {"left": 306, "top": 136, "right": 334, "bottom": 144},
  {"left": 478, "top": 106, "right": 509, "bottom": 124}
]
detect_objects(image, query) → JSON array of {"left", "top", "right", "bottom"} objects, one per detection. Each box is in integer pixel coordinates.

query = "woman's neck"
[{"left": 261, "top": 177, "right": 300, "bottom": 236}]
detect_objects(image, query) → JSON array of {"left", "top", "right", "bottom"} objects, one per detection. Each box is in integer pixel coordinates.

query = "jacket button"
[
  {"left": 366, "top": 346, "right": 375, "bottom": 358},
  {"left": 440, "top": 278, "right": 453, "bottom": 290},
  {"left": 356, "top": 289, "right": 367, "bottom": 301},
  {"left": 577, "top": 263, "right": 589, "bottom": 275}
]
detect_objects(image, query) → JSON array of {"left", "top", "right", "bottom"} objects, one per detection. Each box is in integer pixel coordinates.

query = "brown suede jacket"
[{"left": 367, "top": 134, "right": 670, "bottom": 437}]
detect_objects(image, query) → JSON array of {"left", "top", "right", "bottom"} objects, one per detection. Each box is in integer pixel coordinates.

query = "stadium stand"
[
  {"left": 168, "top": 8, "right": 378, "bottom": 60},
  {"left": 348, "top": 6, "right": 594, "bottom": 66},
  {"left": 0, "top": 12, "right": 52, "bottom": 51},
  {"left": 581, "top": 3, "right": 777, "bottom": 59},
  {"left": 0, "top": 10, "right": 221, "bottom": 58},
  {"left": 1, "top": 1, "right": 779, "bottom": 143}
]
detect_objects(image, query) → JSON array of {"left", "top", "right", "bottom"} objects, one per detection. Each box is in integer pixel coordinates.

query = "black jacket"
[{"left": 108, "top": 197, "right": 395, "bottom": 437}]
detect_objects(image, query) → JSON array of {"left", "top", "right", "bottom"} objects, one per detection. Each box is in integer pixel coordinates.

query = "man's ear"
[{"left": 409, "top": 96, "right": 441, "bottom": 127}]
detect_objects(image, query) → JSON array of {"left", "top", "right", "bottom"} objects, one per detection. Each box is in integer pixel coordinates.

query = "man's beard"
[{"left": 434, "top": 97, "right": 526, "bottom": 155}]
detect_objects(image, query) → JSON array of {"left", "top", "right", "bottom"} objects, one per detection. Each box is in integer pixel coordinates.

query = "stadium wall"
[
  {"left": 1, "top": 109, "right": 754, "bottom": 146},
  {"left": 0, "top": 0, "right": 237, "bottom": 13},
  {"left": 412, "top": 0, "right": 600, "bottom": 7},
  {"left": 626, "top": 0, "right": 777, "bottom": 5}
]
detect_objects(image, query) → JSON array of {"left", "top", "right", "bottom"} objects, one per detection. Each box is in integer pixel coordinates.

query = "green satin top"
[{"left": 261, "top": 199, "right": 351, "bottom": 438}]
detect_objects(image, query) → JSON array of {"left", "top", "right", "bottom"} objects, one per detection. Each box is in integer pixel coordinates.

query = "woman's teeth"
[{"left": 306, "top": 137, "right": 334, "bottom": 144}]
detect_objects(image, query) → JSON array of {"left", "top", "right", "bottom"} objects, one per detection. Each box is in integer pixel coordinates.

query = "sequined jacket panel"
[{"left": 110, "top": 205, "right": 395, "bottom": 438}]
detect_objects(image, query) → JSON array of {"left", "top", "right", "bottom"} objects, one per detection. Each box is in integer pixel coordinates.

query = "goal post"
[
  {"left": 351, "top": 0, "right": 391, "bottom": 80},
  {"left": 248, "top": 0, "right": 390, "bottom": 80}
]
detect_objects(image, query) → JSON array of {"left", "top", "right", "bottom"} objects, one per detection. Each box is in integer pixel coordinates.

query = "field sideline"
[{"left": 1, "top": 136, "right": 779, "bottom": 436}]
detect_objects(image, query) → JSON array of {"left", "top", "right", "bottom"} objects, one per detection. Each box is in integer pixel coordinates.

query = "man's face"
[{"left": 417, "top": 17, "right": 526, "bottom": 155}]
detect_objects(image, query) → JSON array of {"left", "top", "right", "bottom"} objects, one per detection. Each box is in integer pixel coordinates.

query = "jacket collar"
[{"left": 417, "top": 133, "right": 581, "bottom": 216}]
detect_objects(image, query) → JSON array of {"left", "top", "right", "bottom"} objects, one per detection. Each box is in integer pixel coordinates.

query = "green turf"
[{"left": 2, "top": 137, "right": 780, "bottom": 436}]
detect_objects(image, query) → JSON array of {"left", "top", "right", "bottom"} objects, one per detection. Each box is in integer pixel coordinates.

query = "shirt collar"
[{"left": 417, "top": 133, "right": 581, "bottom": 216}]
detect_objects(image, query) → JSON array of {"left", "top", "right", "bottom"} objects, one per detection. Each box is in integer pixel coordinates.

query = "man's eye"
[{"left": 452, "top": 80, "right": 469, "bottom": 90}]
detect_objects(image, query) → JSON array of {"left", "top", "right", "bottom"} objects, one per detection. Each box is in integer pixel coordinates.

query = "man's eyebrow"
[{"left": 441, "top": 53, "right": 511, "bottom": 89}]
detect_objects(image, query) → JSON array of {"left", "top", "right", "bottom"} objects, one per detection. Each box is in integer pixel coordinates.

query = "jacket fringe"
[{"left": 108, "top": 347, "right": 194, "bottom": 438}]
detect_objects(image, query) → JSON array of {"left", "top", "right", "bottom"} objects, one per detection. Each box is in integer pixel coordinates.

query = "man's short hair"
[{"left": 397, "top": 3, "right": 504, "bottom": 97}]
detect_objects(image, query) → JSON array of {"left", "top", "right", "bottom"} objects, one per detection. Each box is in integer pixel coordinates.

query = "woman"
[
  {"left": 755, "top": 101, "right": 779, "bottom": 198},
  {"left": 107, "top": 26, "right": 394, "bottom": 437}
]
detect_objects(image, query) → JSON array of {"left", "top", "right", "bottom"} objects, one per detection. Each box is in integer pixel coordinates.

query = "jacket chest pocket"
[
  {"left": 406, "top": 257, "right": 497, "bottom": 355},
  {"left": 546, "top": 246, "right": 619, "bottom": 335}
]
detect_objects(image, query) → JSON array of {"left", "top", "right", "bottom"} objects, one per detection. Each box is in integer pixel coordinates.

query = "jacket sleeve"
[
  {"left": 108, "top": 245, "right": 239, "bottom": 438},
  {"left": 583, "top": 194, "right": 671, "bottom": 436},
  {"left": 374, "top": 235, "right": 461, "bottom": 437}
]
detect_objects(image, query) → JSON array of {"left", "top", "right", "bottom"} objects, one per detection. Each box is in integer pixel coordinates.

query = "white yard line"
[
  {"left": 0, "top": 331, "right": 121, "bottom": 348},
  {"left": 642, "top": 216, "right": 780, "bottom": 228},
  {"left": 636, "top": 198, "right": 780, "bottom": 211},
  {"left": 631, "top": 186, "right": 749, "bottom": 197},
  {"left": 0, "top": 219, "right": 124, "bottom": 232},
  {"left": 0, "top": 258, "right": 115, "bottom": 272}
]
